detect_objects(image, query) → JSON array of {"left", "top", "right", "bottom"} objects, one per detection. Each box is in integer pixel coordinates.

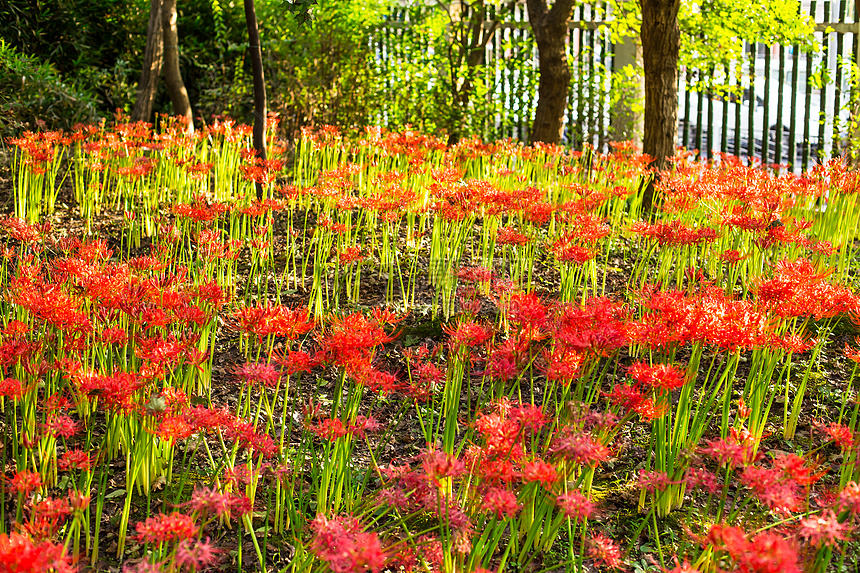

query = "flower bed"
[{"left": 1, "top": 118, "right": 860, "bottom": 572}]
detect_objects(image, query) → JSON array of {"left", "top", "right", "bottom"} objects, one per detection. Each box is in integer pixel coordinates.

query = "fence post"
[{"left": 610, "top": 34, "right": 644, "bottom": 147}]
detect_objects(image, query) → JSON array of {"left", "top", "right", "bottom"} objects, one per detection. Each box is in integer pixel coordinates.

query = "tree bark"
[
  {"left": 244, "top": 0, "right": 267, "bottom": 200},
  {"left": 526, "top": 0, "right": 577, "bottom": 145},
  {"left": 161, "top": 0, "right": 194, "bottom": 133},
  {"left": 131, "top": 0, "right": 164, "bottom": 123},
  {"left": 640, "top": 0, "right": 680, "bottom": 213}
]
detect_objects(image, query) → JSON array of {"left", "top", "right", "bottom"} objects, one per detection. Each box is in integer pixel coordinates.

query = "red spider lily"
[
  {"left": 338, "top": 246, "right": 364, "bottom": 265},
  {"left": 521, "top": 458, "right": 558, "bottom": 489},
  {"left": 185, "top": 488, "right": 252, "bottom": 520},
  {"left": 135, "top": 512, "right": 198, "bottom": 545},
  {"left": 496, "top": 226, "right": 531, "bottom": 246},
  {"left": 8, "top": 470, "right": 42, "bottom": 496},
  {"left": 588, "top": 533, "right": 624, "bottom": 570},
  {"left": 57, "top": 450, "right": 91, "bottom": 472},
  {"left": 351, "top": 415, "right": 382, "bottom": 438},
  {"left": 0, "top": 377, "right": 27, "bottom": 400},
  {"left": 551, "top": 241, "right": 595, "bottom": 264},
  {"left": 605, "top": 383, "right": 647, "bottom": 412},
  {"left": 708, "top": 524, "right": 802, "bottom": 573},
  {"left": 100, "top": 326, "right": 129, "bottom": 345},
  {"left": 309, "top": 514, "right": 387, "bottom": 573},
  {"left": 844, "top": 341, "right": 860, "bottom": 363},
  {"left": 75, "top": 370, "right": 145, "bottom": 413},
  {"left": 23, "top": 496, "right": 72, "bottom": 540},
  {"left": 812, "top": 420, "right": 855, "bottom": 450},
  {"left": 556, "top": 490, "right": 595, "bottom": 520},
  {"left": 182, "top": 405, "right": 236, "bottom": 433},
  {"left": 505, "top": 291, "right": 549, "bottom": 340},
  {"left": 487, "top": 343, "right": 519, "bottom": 381},
  {"left": 628, "top": 362, "right": 688, "bottom": 391},
  {"left": 540, "top": 347, "right": 584, "bottom": 383},
  {"left": 0, "top": 532, "right": 76, "bottom": 573},
  {"left": 419, "top": 448, "right": 467, "bottom": 486},
  {"left": 224, "top": 421, "right": 277, "bottom": 458},
  {"left": 175, "top": 537, "right": 223, "bottom": 571},
  {"left": 1, "top": 216, "right": 45, "bottom": 244},
  {"left": 740, "top": 463, "right": 806, "bottom": 517},
  {"left": 720, "top": 249, "right": 746, "bottom": 265},
  {"left": 457, "top": 266, "right": 494, "bottom": 284},
  {"left": 639, "top": 470, "right": 678, "bottom": 493},
  {"left": 551, "top": 297, "right": 628, "bottom": 356},
  {"left": 699, "top": 429, "right": 760, "bottom": 468},
  {"left": 443, "top": 319, "right": 493, "bottom": 349},
  {"left": 836, "top": 481, "right": 860, "bottom": 514},
  {"left": 272, "top": 349, "right": 322, "bottom": 375},
  {"left": 482, "top": 487, "right": 520, "bottom": 518},
  {"left": 173, "top": 196, "right": 230, "bottom": 223},
  {"left": 754, "top": 258, "right": 857, "bottom": 320},
  {"left": 310, "top": 417, "right": 349, "bottom": 441},
  {"left": 683, "top": 467, "right": 719, "bottom": 494},
  {"left": 43, "top": 414, "right": 79, "bottom": 438},
  {"left": 2, "top": 320, "right": 30, "bottom": 338},
  {"left": 796, "top": 509, "right": 850, "bottom": 547},
  {"left": 234, "top": 361, "right": 281, "bottom": 388},
  {"left": 318, "top": 312, "right": 394, "bottom": 365},
  {"left": 403, "top": 359, "right": 445, "bottom": 402},
  {"left": 154, "top": 416, "right": 194, "bottom": 442},
  {"left": 550, "top": 430, "right": 611, "bottom": 467},
  {"left": 630, "top": 219, "right": 718, "bottom": 247},
  {"left": 134, "top": 333, "right": 187, "bottom": 373}
]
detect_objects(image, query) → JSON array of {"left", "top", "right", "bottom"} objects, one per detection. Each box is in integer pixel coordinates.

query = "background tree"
[
  {"left": 613, "top": 0, "right": 816, "bottom": 211},
  {"left": 639, "top": 0, "right": 680, "bottom": 212},
  {"left": 525, "top": 0, "right": 577, "bottom": 144},
  {"left": 131, "top": 0, "right": 163, "bottom": 123},
  {"left": 245, "top": 0, "right": 267, "bottom": 200},
  {"left": 132, "top": 0, "right": 194, "bottom": 132}
]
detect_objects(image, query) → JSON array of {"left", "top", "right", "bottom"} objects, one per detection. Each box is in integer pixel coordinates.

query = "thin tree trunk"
[
  {"left": 640, "top": 0, "right": 681, "bottom": 213},
  {"left": 527, "top": 0, "right": 577, "bottom": 145},
  {"left": 162, "top": 0, "right": 194, "bottom": 133},
  {"left": 131, "top": 0, "right": 164, "bottom": 123},
  {"left": 244, "top": 0, "right": 267, "bottom": 200}
]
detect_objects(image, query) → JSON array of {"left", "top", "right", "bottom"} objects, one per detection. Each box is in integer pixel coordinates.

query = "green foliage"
[
  {"left": 0, "top": 40, "right": 100, "bottom": 137},
  {"left": 375, "top": 1, "right": 538, "bottom": 142},
  {"left": 605, "top": 0, "right": 817, "bottom": 93},
  {"left": 0, "top": 0, "right": 145, "bottom": 77},
  {"left": 263, "top": 0, "right": 388, "bottom": 136}
]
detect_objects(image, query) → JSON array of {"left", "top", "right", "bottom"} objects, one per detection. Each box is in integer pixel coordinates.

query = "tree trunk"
[
  {"left": 161, "top": 0, "right": 194, "bottom": 133},
  {"left": 526, "top": 0, "right": 577, "bottom": 145},
  {"left": 244, "top": 0, "right": 267, "bottom": 200},
  {"left": 640, "top": 0, "right": 680, "bottom": 213},
  {"left": 131, "top": 0, "right": 164, "bottom": 123}
]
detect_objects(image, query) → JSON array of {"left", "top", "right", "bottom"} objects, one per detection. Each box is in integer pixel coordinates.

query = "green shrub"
[{"left": 0, "top": 40, "right": 101, "bottom": 137}]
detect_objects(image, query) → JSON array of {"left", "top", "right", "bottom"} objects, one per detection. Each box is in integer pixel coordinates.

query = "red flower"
[
  {"left": 234, "top": 361, "right": 281, "bottom": 388},
  {"left": 797, "top": 509, "right": 850, "bottom": 547},
  {"left": 628, "top": 361, "right": 688, "bottom": 391},
  {"left": 0, "top": 532, "right": 76, "bottom": 573},
  {"left": 482, "top": 487, "right": 520, "bottom": 519},
  {"left": 186, "top": 487, "right": 251, "bottom": 520},
  {"left": 708, "top": 524, "right": 802, "bottom": 573},
  {"left": 813, "top": 420, "right": 855, "bottom": 451},
  {"left": 521, "top": 458, "right": 558, "bottom": 488},
  {"left": 443, "top": 319, "right": 493, "bottom": 349},
  {"left": 135, "top": 512, "right": 198, "bottom": 545},
  {"left": 8, "top": 470, "right": 42, "bottom": 496},
  {"left": 550, "top": 430, "right": 611, "bottom": 467},
  {"left": 836, "top": 481, "right": 860, "bottom": 514},
  {"left": 309, "top": 514, "right": 387, "bottom": 573},
  {"left": 556, "top": 490, "right": 595, "bottom": 520},
  {"left": 588, "top": 533, "right": 624, "bottom": 570}
]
